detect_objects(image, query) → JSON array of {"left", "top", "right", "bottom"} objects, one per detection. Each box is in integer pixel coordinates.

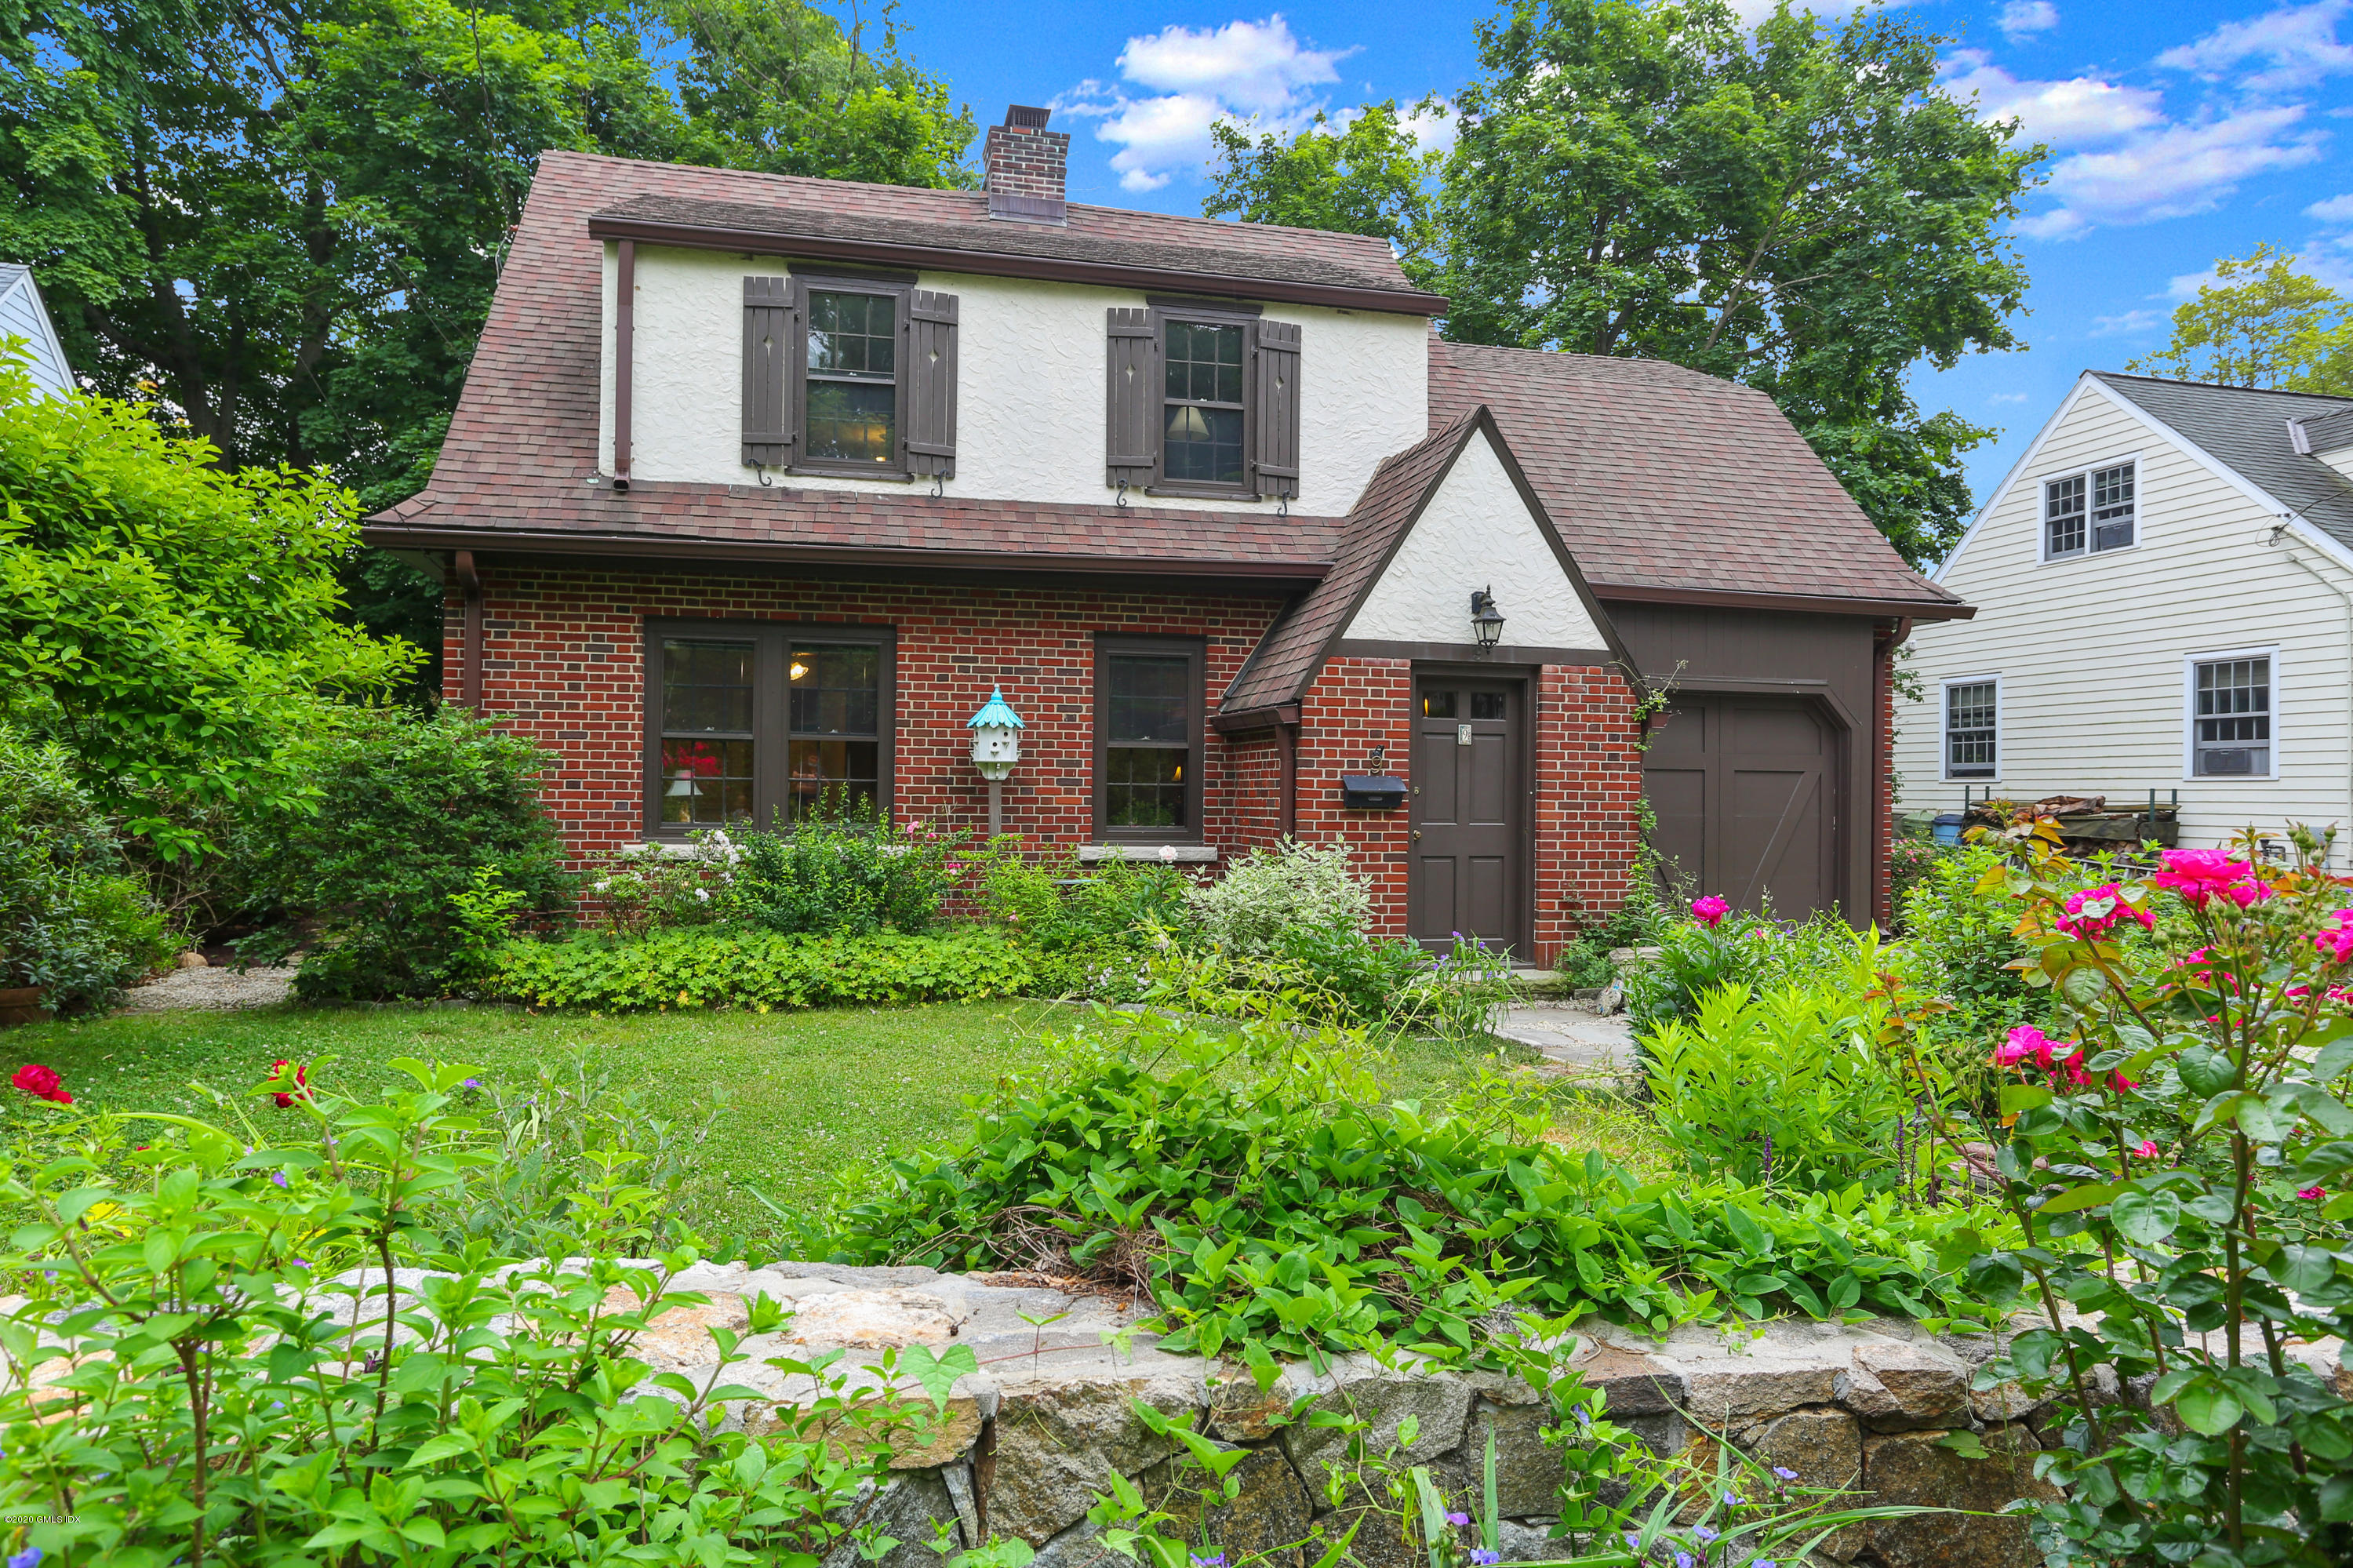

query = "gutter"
[{"left": 454, "top": 548, "right": 485, "bottom": 709}]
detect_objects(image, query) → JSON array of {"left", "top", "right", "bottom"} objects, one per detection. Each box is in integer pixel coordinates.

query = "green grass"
[{"left": 4, "top": 1001, "right": 1595, "bottom": 1236}]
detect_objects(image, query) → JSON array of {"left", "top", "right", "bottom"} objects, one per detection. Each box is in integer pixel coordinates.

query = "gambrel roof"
[{"left": 2090, "top": 373, "right": 2353, "bottom": 552}]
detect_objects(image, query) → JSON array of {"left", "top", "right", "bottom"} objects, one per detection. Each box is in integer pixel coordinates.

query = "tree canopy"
[
  {"left": 1207, "top": 0, "right": 2044, "bottom": 569},
  {"left": 2126, "top": 246, "right": 2353, "bottom": 395}
]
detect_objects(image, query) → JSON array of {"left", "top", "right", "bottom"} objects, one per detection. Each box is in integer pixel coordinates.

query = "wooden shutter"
[
  {"left": 742, "top": 276, "right": 796, "bottom": 469},
  {"left": 904, "top": 289, "right": 959, "bottom": 478},
  {"left": 1253, "top": 320, "right": 1300, "bottom": 499},
  {"left": 1106, "top": 307, "right": 1158, "bottom": 487}
]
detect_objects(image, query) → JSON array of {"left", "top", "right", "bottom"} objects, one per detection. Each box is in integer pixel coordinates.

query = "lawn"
[{"left": 5, "top": 999, "right": 1647, "bottom": 1241}]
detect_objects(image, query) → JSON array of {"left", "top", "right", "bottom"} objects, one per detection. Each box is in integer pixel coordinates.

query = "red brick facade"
[{"left": 450, "top": 566, "right": 1647, "bottom": 966}]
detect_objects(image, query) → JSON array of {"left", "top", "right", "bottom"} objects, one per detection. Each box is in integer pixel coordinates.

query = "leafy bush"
[
  {"left": 489, "top": 926, "right": 1034, "bottom": 1012},
  {"left": 586, "top": 839, "right": 735, "bottom": 936},
  {"left": 1622, "top": 900, "right": 1868, "bottom": 1028},
  {"left": 1893, "top": 843, "right": 2061, "bottom": 1059},
  {"left": 721, "top": 803, "right": 963, "bottom": 936},
  {"left": 246, "top": 707, "right": 573, "bottom": 999},
  {"left": 0, "top": 1058, "right": 950, "bottom": 1566},
  {"left": 1643, "top": 977, "right": 1912, "bottom": 1191},
  {"left": 1549, "top": 890, "right": 1665, "bottom": 988},
  {"left": 1929, "top": 828, "right": 2353, "bottom": 1565},
  {"left": 1184, "top": 839, "right": 1373, "bottom": 955},
  {"left": 1885, "top": 833, "right": 1945, "bottom": 930},
  {"left": 815, "top": 1008, "right": 2009, "bottom": 1359},
  {"left": 0, "top": 726, "right": 172, "bottom": 1010}
]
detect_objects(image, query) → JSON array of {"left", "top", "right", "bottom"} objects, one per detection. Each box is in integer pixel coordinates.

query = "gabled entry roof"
[{"left": 1220, "top": 407, "right": 1631, "bottom": 716}]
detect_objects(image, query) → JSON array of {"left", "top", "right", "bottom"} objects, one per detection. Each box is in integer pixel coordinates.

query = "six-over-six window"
[
  {"left": 2043, "top": 460, "right": 2137, "bottom": 558},
  {"left": 1943, "top": 678, "right": 1998, "bottom": 780}
]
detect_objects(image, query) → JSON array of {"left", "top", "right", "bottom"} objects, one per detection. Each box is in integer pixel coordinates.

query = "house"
[
  {"left": 0, "top": 264, "right": 74, "bottom": 397},
  {"left": 366, "top": 108, "right": 1966, "bottom": 960},
  {"left": 1895, "top": 371, "right": 2353, "bottom": 853}
]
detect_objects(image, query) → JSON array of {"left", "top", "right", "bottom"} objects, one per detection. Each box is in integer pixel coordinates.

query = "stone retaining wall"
[{"left": 616, "top": 1260, "right": 2084, "bottom": 1568}]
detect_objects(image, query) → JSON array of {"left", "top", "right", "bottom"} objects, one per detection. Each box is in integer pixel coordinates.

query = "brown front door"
[
  {"left": 1410, "top": 674, "right": 1525, "bottom": 953},
  {"left": 1642, "top": 694, "right": 1838, "bottom": 918}
]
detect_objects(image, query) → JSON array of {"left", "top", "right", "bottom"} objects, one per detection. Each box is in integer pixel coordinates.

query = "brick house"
[{"left": 366, "top": 109, "right": 1968, "bottom": 962}]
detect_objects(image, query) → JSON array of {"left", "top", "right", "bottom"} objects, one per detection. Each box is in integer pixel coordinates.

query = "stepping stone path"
[{"left": 1491, "top": 999, "right": 1638, "bottom": 1082}]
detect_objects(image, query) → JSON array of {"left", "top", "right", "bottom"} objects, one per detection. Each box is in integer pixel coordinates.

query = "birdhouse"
[{"left": 966, "top": 686, "right": 1025, "bottom": 780}]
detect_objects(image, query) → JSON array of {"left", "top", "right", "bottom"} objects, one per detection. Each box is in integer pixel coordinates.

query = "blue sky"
[{"left": 897, "top": 0, "right": 2353, "bottom": 530}]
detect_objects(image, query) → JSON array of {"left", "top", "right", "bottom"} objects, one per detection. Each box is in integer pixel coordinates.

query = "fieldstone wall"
[{"left": 613, "top": 1260, "right": 2090, "bottom": 1568}]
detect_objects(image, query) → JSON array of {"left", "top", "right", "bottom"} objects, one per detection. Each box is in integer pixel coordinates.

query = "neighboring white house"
[
  {"left": 1895, "top": 371, "right": 2353, "bottom": 855},
  {"left": 0, "top": 264, "right": 72, "bottom": 398}
]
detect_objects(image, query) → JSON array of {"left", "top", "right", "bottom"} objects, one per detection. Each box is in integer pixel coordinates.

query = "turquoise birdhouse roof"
[{"left": 966, "top": 686, "right": 1025, "bottom": 729}]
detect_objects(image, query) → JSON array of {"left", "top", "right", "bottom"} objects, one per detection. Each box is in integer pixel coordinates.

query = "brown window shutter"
[
  {"left": 1252, "top": 320, "right": 1300, "bottom": 499},
  {"left": 1105, "top": 307, "right": 1158, "bottom": 487},
  {"left": 904, "top": 289, "right": 959, "bottom": 477},
  {"left": 742, "top": 276, "right": 797, "bottom": 468}
]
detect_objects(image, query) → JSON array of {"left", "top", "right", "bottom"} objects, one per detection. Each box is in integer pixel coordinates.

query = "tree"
[
  {"left": 1206, "top": 0, "right": 2043, "bottom": 569},
  {"left": 0, "top": 358, "right": 421, "bottom": 857},
  {"left": 1206, "top": 101, "right": 1444, "bottom": 269},
  {"left": 2126, "top": 245, "right": 2353, "bottom": 394}
]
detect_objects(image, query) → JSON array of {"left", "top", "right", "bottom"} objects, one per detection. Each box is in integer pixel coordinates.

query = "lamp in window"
[
  {"left": 1470, "top": 587, "right": 1505, "bottom": 652},
  {"left": 665, "top": 769, "right": 700, "bottom": 799},
  {"left": 966, "top": 686, "right": 1025, "bottom": 837}
]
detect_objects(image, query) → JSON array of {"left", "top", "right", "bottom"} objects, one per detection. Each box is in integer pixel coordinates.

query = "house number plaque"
[{"left": 1457, "top": 723, "right": 1472, "bottom": 747}]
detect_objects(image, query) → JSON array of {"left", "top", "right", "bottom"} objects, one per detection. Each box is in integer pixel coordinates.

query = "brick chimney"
[{"left": 983, "top": 106, "right": 1068, "bottom": 225}]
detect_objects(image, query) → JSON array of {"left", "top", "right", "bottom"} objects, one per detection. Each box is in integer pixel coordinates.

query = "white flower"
[
  {"left": 695, "top": 889, "right": 710, "bottom": 902},
  {"left": 1158, "top": 845, "right": 1176, "bottom": 861},
  {"left": 592, "top": 880, "right": 609, "bottom": 892}
]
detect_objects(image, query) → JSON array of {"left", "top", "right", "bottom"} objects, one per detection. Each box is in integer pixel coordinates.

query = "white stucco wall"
[
  {"left": 1893, "top": 375, "right": 2353, "bottom": 854},
  {"left": 1343, "top": 427, "right": 1607, "bottom": 648},
  {"left": 600, "top": 242, "right": 1430, "bottom": 516}
]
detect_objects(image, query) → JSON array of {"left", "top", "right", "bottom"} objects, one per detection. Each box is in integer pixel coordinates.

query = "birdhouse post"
[{"left": 966, "top": 686, "right": 1025, "bottom": 837}]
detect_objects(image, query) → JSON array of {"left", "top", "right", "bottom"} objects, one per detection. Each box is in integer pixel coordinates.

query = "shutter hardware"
[
  {"left": 1115, "top": 479, "right": 1129, "bottom": 508},
  {"left": 752, "top": 460, "right": 773, "bottom": 489}
]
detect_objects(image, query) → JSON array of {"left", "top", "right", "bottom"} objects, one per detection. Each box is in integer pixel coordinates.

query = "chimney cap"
[{"left": 1003, "top": 104, "right": 1053, "bottom": 130}]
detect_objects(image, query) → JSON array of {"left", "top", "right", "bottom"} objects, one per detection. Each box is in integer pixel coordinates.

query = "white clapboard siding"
[{"left": 1894, "top": 377, "right": 2353, "bottom": 853}]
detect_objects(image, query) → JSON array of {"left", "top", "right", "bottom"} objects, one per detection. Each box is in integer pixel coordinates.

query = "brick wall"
[
  {"left": 449, "top": 567, "right": 1647, "bottom": 966},
  {"left": 981, "top": 125, "right": 1070, "bottom": 201}
]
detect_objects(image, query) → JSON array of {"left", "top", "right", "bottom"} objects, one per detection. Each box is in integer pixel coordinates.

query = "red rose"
[
  {"left": 11, "top": 1063, "right": 68, "bottom": 1104},
  {"left": 268, "top": 1060, "right": 308, "bottom": 1108}
]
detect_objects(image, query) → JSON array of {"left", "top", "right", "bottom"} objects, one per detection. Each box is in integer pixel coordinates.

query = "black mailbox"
[{"left": 1340, "top": 774, "right": 1408, "bottom": 810}]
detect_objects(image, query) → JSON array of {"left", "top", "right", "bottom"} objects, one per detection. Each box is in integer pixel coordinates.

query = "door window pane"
[
  {"left": 2194, "top": 657, "right": 2270, "bottom": 777},
  {"left": 1471, "top": 692, "right": 1507, "bottom": 720},
  {"left": 1421, "top": 691, "right": 1457, "bottom": 719}
]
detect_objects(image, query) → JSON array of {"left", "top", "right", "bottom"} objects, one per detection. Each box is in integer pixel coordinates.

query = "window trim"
[
  {"left": 1939, "top": 673, "right": 2002, "bottom": 783},
  {"left": 1093, "top": 633, "right": 1207, "bottom": 844},
  {"left": 787, "top": 271, "right": 915, "bottom": 481},
  {"left": 2182, "top": 645, "right": 2278, "bottom": 783},
  {"left": 642, "top": 618, "right": 897, "bottom": 839},
  {"left": 2039, "top": 452, "right": 2141, "bottom": 563},
  {"left": 1148, "top": 303, "right": 1260, "bottom": 501}
]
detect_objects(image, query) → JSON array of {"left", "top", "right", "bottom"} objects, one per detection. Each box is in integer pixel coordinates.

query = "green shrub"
[
  {"left": 1885, "top": 833, "right": 1945, "bottom": 930},
  {"left": 814, "top": 1009, "right": 2010, "bottom": 1358},
  {"left": 1643, "top": 977, "right": 1912, "bottom": 1191},
  {"left": 1623, "top": 905, "right": 1870, "bottom": 1028},
  {"left": 719, "top": 802, "right": 962, "bottom": 936},
  {"left": 0, "top": 1058, "right": 948, "bottom": 1566},
  {"left": 489, "top": 926, "right": 1034, "bottom": 1012},
  {"left": 0, "top": 726, "right": 172, "bottom": 1011},
  {"left": 1892, "top": 842, "right": 2058, "bottom": 1060},
  {"left": 246, "top": 707, "right": 572, "bottom": 999},
  {"left": 1183, "top": 839, "right": 1371, "bottom": 955}
]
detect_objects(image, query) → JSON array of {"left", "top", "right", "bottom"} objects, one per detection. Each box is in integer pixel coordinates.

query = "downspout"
[
  {"left": 2268, "top": 519, "right": 2353, "bottom": 858},
  {"left": 1871, "top": 617, "right": 1913, "bottom": 930},
  {"left": 1276, "top": 702, "right": 1301, "bottom": 841},
  {"left": 613, "top": 239, "right": 635, "bottom": 493},
  {"left": 456, "top": 549, "right": 485, "bottom": 710}
]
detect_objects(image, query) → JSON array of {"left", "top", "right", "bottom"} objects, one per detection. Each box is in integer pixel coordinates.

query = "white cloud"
[
  {"left": 2157, "top": 0, "right": 2353, "bottom": 93},
  {"left": 2038, "top": 107, "right": 2326, "bottom": 231},
  {"left": 1055, "top": 16, "right": 1355, "bottom": 191},
  {"left": 2308, "top": 192, "right": 2353, "bottom": 220},
  {"left": 1988, "top": 391, "right": 2031, "bottom": 403},
  {"left": 2166, "top": 267, "right": 2220, "bottom": 300},
  {"left": 1940, "top": 52, "right": 2164, "bottom": 146},
  {"left": 1398, "top": 99, "right": 1458, "bottom": 157},
  {"left": 1998, "top": 1, "right": 2059, "bottom": 40},
  {"left": 2089, "top": 308, "right": 2166, "bottom": 336}
]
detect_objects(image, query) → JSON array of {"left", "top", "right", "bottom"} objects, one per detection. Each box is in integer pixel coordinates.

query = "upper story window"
[
  {"left": 1162, "top": 320, "right": 1246, "bottom": 486},
  {"left": 2044, "top": 460, "right": 2136, "bottom": 559},
  {"left": 804, "top": 290, "right": 897, "bottom": 466},
  {"left": 2190, "top": 653, "right": 2272, "bottom": 778},
  {"left": 1943, "top": 678, "right": 1998, "bottom": 780},
  {"left": 1105, "top": 304, "right": 1300, "bottom": 503}
]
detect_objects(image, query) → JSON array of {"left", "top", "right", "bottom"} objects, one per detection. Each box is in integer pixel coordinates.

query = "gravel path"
[{"left": 117, "top": 964, "right": 296, "bottom": 1013}]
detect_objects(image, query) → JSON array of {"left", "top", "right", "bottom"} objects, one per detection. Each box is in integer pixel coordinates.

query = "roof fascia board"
[
  {"left": 1590, "top": 581, "right": 1973, "bottom": 621},
  {"left": 2084, "top": 373, "right": 2353, "bottom": 578},
  {"left": 586, "top": 213, "right": 1449, "bottom": 318},
  {"left": 1933, "top": 373, "right": 2098, "bottom": 584}
]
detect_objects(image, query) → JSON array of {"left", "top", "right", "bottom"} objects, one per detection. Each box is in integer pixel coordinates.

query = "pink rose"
[
  {"left": 2057, "top": 883, "right": 2153, "bottom": 938},
  {"left": 2298, "top": 1186, "right": 2327, "bottom": 1202},
  {"left": 1690, "top": 895, "right": 1731, "bottom": 929},
  {"left": 1995, "top": 1025, "right": 2045, "bottom": 1067},
  {"left": 2316, "top": 911, "right": 2353, "bottom": 966},
  {"left": 2133, "top": 1141, "right": 2160, "bottom": 1159},
  {"left": 2224, "top": 881, "right": 2275, "bottom": 908},
  {"left": 2151, "top": 849, "right": 2253, "bottom": 908}
]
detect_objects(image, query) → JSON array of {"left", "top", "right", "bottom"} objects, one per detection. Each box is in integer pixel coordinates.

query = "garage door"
[{"left": 1642, "top": 695, "right": 1839, "bottom": 919}]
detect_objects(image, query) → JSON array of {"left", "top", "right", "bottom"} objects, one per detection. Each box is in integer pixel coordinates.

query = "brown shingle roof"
[
  {"left": 1428, "top": 342, "right": 1965, "bottom": 613},
  {"left": 364, "top": 150, "right": 1346, "bottom": 579}
]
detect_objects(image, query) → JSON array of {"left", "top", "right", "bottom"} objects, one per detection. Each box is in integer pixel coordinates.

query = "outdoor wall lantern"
[
  {"left": 1470, "top": 587, "right": 1506, "bottom": 651},
  {"left": 966, "top": 686, "right": 1025, "bottom": 837}
]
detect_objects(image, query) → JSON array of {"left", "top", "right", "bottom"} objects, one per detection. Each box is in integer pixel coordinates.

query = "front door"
[{"left": 1409, "top": 674, "right": 1525, "bottom": 953}]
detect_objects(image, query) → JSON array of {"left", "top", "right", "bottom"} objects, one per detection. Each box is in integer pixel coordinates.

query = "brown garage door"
[{"left": 1642, "top": 695, "right": 1839, "bottom": 919}]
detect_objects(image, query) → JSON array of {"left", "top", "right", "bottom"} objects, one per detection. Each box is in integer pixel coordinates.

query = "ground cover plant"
[{"left": 0, "top": 726, "right": 171, "bottom": 1013}]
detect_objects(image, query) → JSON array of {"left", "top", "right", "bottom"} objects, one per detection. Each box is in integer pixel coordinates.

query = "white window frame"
[
  {"left": 2182, "top": 646, "right": 2279, "bottom": 783},
  {"left": 1940, "top": 673, "right": 2002, "bottom": 783},
  {"left": 2039, "top": 452, "right": 2142, "bottom": 563}
]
